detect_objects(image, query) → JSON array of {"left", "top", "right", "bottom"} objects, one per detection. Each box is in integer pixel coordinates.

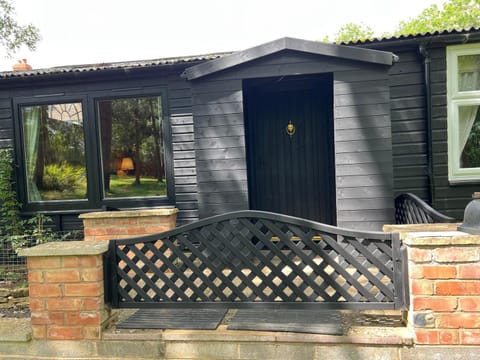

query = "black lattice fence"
[
  {"left": 0, "top": 230, "right": 83, "bottom": 285},
  {"left": 106, "top": 211, "right": 408, "bottom": 310}
]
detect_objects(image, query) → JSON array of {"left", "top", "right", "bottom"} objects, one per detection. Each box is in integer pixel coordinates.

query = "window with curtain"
[
  {"left": 20, "top": 102, "right": 87, "bottom": 201},
  {"left": 16, "top": 88, "right": 172, "bottom": 211},
  {"left": 447, "top": 44, "right": 480, "bottom": 182}
]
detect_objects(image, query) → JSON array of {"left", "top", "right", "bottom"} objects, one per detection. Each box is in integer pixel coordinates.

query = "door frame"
[{"left": 242, "top": 73, "right": 336, "bottom": 224}]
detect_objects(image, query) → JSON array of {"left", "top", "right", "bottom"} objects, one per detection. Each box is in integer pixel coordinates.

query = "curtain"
[
  {"left": 458, "top": 66, "right": 480, "bottom": 165},
  {"left": 22, "top": 106, "right": 41, "bottom": 201},
  {"left": 459, "top": 105, "right": 479, "bottom": 159}
]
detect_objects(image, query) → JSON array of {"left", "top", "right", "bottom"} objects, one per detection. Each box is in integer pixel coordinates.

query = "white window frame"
[{"left": 447, "top": 43, "right": 480, "bottom": 183}]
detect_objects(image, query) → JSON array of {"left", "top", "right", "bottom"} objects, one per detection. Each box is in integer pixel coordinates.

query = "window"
[
  {"left": 447, "top": 44, "right": 480, "bottom": 183},
  {"left": 97, "top": 95, "right": 166, "bottom": 199},
  {"left": 20, "top": 102, "right": 87, "bottom": 202},
  {"left": 15, "top": 88, "right": 173, "bottom": 211}
]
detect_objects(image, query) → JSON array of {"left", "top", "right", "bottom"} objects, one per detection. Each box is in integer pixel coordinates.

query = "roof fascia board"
[
  {"left": 183, "top": 37, "right": 396, "bottom": 81},
  {"left": 284, "top": 37, "right": 396, "bottom": 66},
  {"left": 182, "top": 38, "right": 288, "bottom": 80}
]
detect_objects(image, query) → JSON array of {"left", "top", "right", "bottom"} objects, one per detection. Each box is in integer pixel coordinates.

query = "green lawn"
[
  {"left": 40, "top": 175, "right": 165, "bottom": 200},
  {"left": 106, "top": 175, "right": 166, "bottom": 198},
  {"left": 40, "top": 184, "right": 87, "bottom": 200}
]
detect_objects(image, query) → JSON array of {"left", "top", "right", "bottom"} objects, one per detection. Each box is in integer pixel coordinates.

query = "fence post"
[{"left": 19, "top": 241, "right": 110, "bottom": 340}]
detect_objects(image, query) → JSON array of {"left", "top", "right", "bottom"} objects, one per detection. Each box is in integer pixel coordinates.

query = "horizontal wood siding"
[
  {"left": 166, "top": 73, "right": 199, "bottom": 224},
  {"left": 371, "top": 41, "right": 480, "bottom": 220},
  {"left": 387, "top": 49, "right": 430, "bottom": 201},
  {"left": 334, "top": 66, "right": 395, "bottom": 230},
  {"left": 191, "top": 78, "right": 249, "bottom": 218},
  {"left": 192, "top": 51, "right": 394, "bottom": 229},
  {"left": 0, "top": 66, "right": 200, "bottom": 228},
  {"left": 0, "top": 98, "right": 12, "bottom": 148}
]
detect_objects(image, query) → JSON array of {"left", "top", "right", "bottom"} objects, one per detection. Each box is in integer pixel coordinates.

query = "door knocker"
[{"left": 286, "top": 121, "right": 295, "bottom": 137}]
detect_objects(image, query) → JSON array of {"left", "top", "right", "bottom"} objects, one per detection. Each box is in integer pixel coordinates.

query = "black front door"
[{"left": 244, "top": 74, "right": 336, "bottom": 224}]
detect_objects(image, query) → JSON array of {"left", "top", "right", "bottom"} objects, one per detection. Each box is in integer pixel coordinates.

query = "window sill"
[{"left": 448, "top": 178, "right": 480, "bottom": 186}]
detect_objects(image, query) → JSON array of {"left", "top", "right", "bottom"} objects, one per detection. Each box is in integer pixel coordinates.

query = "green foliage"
[
  {"left": 322, "top": 23, "right": 374, "bottom": 43},
  {"left": 0, "top": 0, "right": 41, "bottom": 58},
  {"left": 0, "top": 149, "right": 68, "bottom": 252},
  {"left": 0, "top": 149, "right": 22, "bottom": 239},
  {"left": 323, "top": 0, "right": 480, "bottom": 44},
  {"left": 395, "top": 0, "right": 480, "bottom": 36},
  {"left": 46, "top": 116, "right": 85, "bottom": 167},
  {"left": 42, "top": 162, "right": 86, "bottom": 192},
  {"left": 462, "top": 118, "right": 480, "bottom": 168}
]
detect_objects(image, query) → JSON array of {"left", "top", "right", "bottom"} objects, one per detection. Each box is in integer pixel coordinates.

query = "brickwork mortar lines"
[
  {"left": 20, "top": 209, "right": 179, "bottom": 341},
  {"left": 405, "top": 237, "right": 480, "bottom": 345}
]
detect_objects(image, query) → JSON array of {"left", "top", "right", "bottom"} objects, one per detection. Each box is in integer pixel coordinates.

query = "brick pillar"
[
  {"left": 384, "top": 224, "right": 480, "bottom": 346},
  {"left": 79, "top": 208, "right": 178, "bottom": 241},
  {"left": 19, "top": 241, "right": 109, "bottom": 340}
]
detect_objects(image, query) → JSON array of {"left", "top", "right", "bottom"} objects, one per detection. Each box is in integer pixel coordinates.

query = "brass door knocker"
[{"left": 286, "top": 121, "right": 295, "bottom": 137}]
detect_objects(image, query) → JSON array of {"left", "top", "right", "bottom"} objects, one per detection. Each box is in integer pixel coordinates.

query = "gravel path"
[{"left": 0, "top": 305, "right": 30, "bottom": 318}]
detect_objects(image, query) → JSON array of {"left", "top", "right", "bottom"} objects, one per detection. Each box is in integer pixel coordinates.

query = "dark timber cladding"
[
  {"left": 0, "top": 65, "right": 200, "bottom": 228},
  {"left": 334, "top": 67, "right": 394, "bottom": 230},
  {"left": 386, "top": 48, "right": 430, "bottom": 201},
  {"left": 428, "top": 47, "right": 477, "bottom": 219},
  {"left": 187, "top": 38, "right": 396, "bottom": 230},
  {"left": 364, "top": 32, "right": 480, "bottom": 221}
]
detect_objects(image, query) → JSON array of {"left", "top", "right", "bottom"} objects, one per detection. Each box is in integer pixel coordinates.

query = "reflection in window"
[
  {"left": 21, "top": 103, "right": 87, "bottom": 201},
  {"left": 97, "top": 96, "right": 166, "bottom": 198},
  {"left": 459, "top": 105, "right": 480, "bottom": 168}
]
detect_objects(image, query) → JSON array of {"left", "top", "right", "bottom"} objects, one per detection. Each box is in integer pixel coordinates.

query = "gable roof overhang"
[{"left": 182, "top": 37, "right": 398, "bottom": 81}]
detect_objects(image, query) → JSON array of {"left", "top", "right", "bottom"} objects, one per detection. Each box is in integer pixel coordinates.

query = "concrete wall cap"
[
  {"left": 18, "top": 240, "right": 109, "bottom": 257},
  {"left": 383, "top": 223, "right": 460, "bottom": 233},
  {"left": 79, "top": 208, "right": 178, "bottom": 219},
  {"left": 402, "top": 231, "right": 480, "bottom": 246}
]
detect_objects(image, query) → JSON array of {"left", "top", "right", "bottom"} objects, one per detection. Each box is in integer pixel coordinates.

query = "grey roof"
[
  {"left": 183, "top": 37, "right": 398, "bottom": 81},
  {"left": 2, "top": 27, "right": 480, "bottom": 80},
  {"left": 0, "top": 52, "right": 230, "bottom": 79}
]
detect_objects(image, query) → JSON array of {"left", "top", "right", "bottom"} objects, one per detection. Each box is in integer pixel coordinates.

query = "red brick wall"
[
  {"left": 19, "top": 241, "right": 110, "bottom": 340},
  {"left": 80, "top": 208, "right": 178, "bottom": 241},
  {"left": 404, "top": 231, "right": 480, "bottom": 345}
]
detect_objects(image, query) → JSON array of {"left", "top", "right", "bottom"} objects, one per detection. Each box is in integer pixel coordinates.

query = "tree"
[
  {"left": 325, "top": 0, "right": 480, "bottom": 44},
  {"left": 395, "top": 0, "right": 480, "bottom": 36},
  {"left": 0, "top": 0, "right": 40, "bottom": 58},
  {"left": 322, "top": 23, "right": 374, "bottom": 43}
]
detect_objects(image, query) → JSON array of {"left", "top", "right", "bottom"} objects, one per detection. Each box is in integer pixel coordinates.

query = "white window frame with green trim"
[{"left": 447, "top": 43, "right": 480, "bottom": 183}]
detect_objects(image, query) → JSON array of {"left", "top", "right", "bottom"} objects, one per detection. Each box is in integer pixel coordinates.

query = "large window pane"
[
  {"left": 21, "top": 102, "right": 87, "bottom": 201},
  {"left": 97, "top": 96, "right": 166, "bottom": 198},
  {"left": 459, "top": 104, "right": 480, "bottom": 169},
  {"left": 458, "top": 54, "right": 480, "bottom": 92}
]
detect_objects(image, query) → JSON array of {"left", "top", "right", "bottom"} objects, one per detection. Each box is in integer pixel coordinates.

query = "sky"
[{"left": 0, "top": 0, "right": 447, "bottom": 71}]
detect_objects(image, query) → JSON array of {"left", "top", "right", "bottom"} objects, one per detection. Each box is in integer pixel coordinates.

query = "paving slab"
[{"left": 0, "top": 318, "right": 31, "bottom": 342}]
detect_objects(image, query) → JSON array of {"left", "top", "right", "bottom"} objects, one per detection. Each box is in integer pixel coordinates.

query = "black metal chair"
[{"left": 395, "top": 193, "right": 457, "bottom": 224}]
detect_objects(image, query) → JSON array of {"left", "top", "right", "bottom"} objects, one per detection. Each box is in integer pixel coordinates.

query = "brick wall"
[
  {"left": 386, "top": 225, "right": 480, "bottom": 346},
  {"left": 18, "top": 209, "right": 179, "bottom": 341},
  {"left": 80, "top": 208, "right": 178, "bottom": 241},
  {"left": 19, "top": 241, "right": 109, "bottom": 340}
]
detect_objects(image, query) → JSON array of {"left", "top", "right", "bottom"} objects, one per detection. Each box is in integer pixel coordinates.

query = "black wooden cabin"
[{"left": 1, "top": 29, "right": 480, "bottom": 231}]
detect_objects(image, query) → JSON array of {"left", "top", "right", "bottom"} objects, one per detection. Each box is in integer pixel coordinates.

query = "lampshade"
[
  {"left": 120, "top": 157, "right": 134, "bottom": 171},
  {"left": 458, "top": 192, "right": 480, "bottom": 234}
]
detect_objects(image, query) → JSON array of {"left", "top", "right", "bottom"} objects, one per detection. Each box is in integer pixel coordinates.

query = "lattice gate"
[{"left": 105, "top": 211, "right": 408, "bottom": 310}]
